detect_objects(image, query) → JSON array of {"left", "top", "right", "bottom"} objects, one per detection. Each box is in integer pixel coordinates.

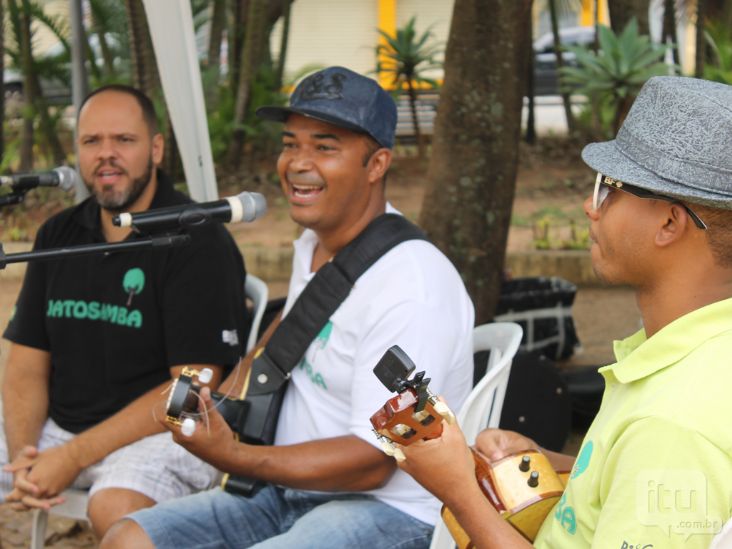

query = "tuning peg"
[
  {"left": 380, "top": 440, "right": 406, "bottom": 462},
  {"left": 519, "top": 455, "right": 531, "bottom": 472},
  {"left": 433, "top": 401, "right": 456, "bottom": 425},
  {"left": 198, "top": 368, "right": 213, "bottom": 384},
  {"left": 381, "top": 440, "right": 397, "bottom": 457},
  {"left": 181, "top": 417, "right": 196, "bottom": 437},
  {"left": 528, "top": 471, "right": 539, "bottom": 487}
]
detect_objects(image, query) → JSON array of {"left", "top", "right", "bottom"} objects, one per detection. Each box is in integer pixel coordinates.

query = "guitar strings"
[{"left": 154, "top": 354, "right": 247, "bottom": 428}]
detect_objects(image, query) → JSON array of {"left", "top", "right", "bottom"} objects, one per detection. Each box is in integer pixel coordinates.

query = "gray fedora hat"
[{"left": 582, "top": 76, "right": 732, "bottom": 209}]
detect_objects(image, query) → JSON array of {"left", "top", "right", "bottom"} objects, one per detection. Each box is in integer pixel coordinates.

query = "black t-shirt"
[{"left": 4, "top": 172, "right": 249, "bottom": 433}]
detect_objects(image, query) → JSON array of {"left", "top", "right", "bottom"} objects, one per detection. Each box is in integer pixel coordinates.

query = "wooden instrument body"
[
  {"left": 368, "top": 350, "right": 566, "bottom": 546},
  {"left": 441, "top": 449, "right": 566, "bottom": 546},
  {"left": 165, "top": 367, "right": 260, "bottom": 495}
]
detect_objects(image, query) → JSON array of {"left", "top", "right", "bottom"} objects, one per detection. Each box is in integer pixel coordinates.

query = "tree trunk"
[
  {"left": 725, "top": 0, "right": 732, "bottom": 29},
  {"left": 0, "top": 0, "right": 5, "bottom": 164},
  {"left": 548, "top": 0, "right": 575, "bottom": 134},
  {"left": 228, "top": 0, "right": 249, "bottom": 96},
  {"left": 662, "top": 0, "right": 680, "bottom": 70},
  {"left": 227, "top": 0, "right": 267, "bottom": 166},
  {"left": 207, "top": 0, "right": 226, "bottom": 77},
  {"left": 608, "top": 0, "right": 649, "bottom": 35},
  {"left": 525, "top": 9, "right": 536, "bottom": 145},
  {"left": 406, "top": 80, "right": 425, "bottom": 158},
  {"left": 124, "top": 0, "right": 160, "bottom": 98},
  {"left": 419, "top": 0, "right": 533, "bottom": 324},
  {"left": 21, "top": 0, "right": 65, "bottom": 165},
  {"left": 275, "top": 0, "right": 292, "bottom": 89},
  {"left": 9, "top": 0, "right": 34, "bottom": 170},
  {"left": 695, "top": 0, "right": 707, "bottom": 78},
  {"left": 90, "top": 0, "right": 116, "bottom": 78},
  {"left": 205, "top": 0, "right": 227, "bottom": 106},
  {"left": 593, "top": 0, "right": 599, "bottom": 52}
]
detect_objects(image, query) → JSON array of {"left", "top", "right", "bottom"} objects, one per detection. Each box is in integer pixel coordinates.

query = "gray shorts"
[{"left": 0, "top": 416, "right": 219, "bottom": 504}]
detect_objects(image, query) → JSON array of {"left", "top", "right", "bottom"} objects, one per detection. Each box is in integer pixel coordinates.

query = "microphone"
[
  {"left": 0, "top": 166, "right": 79, "bottom": 192},
  {"left": 112, "top": 191, "right": 267, "bottom": 232}
]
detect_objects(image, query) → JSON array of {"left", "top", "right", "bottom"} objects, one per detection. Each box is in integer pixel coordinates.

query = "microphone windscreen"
[
  {"left": 232, "top": 192, "right": 267, "bottom": 222},
  {"left": 54, "top": 166, "right": 81, "bottom": 192}
]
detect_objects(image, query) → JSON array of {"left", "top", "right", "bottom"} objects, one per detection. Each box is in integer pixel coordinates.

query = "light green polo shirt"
[{"left": 534, "top": 297, "right": 732, "bottom": 548}]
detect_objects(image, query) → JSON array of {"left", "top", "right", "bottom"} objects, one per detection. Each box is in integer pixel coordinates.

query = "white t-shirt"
[{"left": 275, "top": 207, "right": 475, "bottom": 525}]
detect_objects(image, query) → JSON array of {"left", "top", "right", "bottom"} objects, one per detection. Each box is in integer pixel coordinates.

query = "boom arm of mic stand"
[
  {"left": 0, "top": 192, "right": 28, "bottom": 207},
  {"left": 0, "top": 233, "right": 191, "bottom": 270}
]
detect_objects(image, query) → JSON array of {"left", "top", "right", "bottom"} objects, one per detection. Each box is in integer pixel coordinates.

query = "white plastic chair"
[
  {"left": 429, "top": 321, "right": 524, "bottom": 549},
  {"left": 245, "top": 274, "right": 269, "bottom": 353},
  {"left": 710, "top": 519, "right": 732, "bottom": 549},
  {"left": 29, "top": 276, "right": 270, "bottom": 547}
]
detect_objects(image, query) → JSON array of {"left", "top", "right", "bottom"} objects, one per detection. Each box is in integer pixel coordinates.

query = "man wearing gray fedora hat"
[{"left": 394, "top": 76, "right": 732, "bottom": 548}]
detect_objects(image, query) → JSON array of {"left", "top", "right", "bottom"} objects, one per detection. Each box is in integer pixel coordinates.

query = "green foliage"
[
  {"left": 5, "top": 0, "right": 71, "bottom": 90},
  {"left": 704, "top": 20, "right": 732, "bottom": 85},
  {"left": 207, "top": 65, "right": 287, "bottom": 163},
  {"left": 87, "top": 0, "right": 133, "bottom": 85},
  {"left": 560, "top": 19, "right": 670, "bottom": 134},
  {"left": 532, "top": 217, "right": 590, "bottom": 251},
  {"left": 375, "top": 16, "right": 443, "bottom": 90}
]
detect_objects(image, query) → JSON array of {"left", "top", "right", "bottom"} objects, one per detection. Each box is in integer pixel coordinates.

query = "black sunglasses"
[{"left": 593, "top": 173, "right": 707, "bottom": 230}]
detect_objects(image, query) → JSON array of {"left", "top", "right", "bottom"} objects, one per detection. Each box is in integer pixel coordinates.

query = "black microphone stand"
[
  {"left": 0, "top": 191, "right": 29, "bottom": 207},
  {"left": 0, "top": 233, "right": 191, "bottom": 270}
]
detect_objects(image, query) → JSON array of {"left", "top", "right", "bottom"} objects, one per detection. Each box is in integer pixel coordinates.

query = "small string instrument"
[
  {"left": 369, "top": 346, "right": 566, "bottom": 546},
  {"left": 165, "top": 365, "right": 261, "bottom": 495}
]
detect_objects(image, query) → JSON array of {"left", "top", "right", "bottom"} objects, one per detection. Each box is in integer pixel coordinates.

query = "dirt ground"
[{"left": 0, "top": 141, "right": 641, "bottom": 547}]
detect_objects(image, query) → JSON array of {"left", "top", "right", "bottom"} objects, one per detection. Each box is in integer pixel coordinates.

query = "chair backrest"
[
  {"left": 245, "top": 274, "right": 269, "bottom": 353},
  {"left": 429, "top": 321, "right": 523, "bottom": 549},
  {"left": 458, "top": 322, "right": 523, "bottom": 446},
  {"left": 710, "top": 519, "right": 732, "bottom": 549}
]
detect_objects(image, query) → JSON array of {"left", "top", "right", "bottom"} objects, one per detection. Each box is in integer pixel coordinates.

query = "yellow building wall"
[{"left": 270, "top": 0, "right": 378, "bottom": 84}]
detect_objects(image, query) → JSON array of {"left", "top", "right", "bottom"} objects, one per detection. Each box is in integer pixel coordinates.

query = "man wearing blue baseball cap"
[
  {"left": 103, "top": 68, "right": 475, "bottom": 548},
  {"left": 391, "top": 76, "right": 732, "bottom": 549}
]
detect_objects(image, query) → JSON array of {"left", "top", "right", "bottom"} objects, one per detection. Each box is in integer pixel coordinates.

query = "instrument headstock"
[
  {"left": 165, "top": 367, "right": 214, "bottom": 427},
  {"left": 370, "top": 346, "right": 455, "bottom": 460}
]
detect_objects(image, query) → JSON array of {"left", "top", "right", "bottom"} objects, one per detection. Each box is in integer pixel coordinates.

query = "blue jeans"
[{"left": 129, "top": 486, "right": 433, "bottom": 548}]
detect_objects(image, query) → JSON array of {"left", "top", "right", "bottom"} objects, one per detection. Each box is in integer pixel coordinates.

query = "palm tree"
[
  {"left": 0, "top": 0, "right": 5, "bottom": 165},
  {"left": 7, "top": 0, "right": 68, "bottom": 168},
  {"left": 547, "top": 0, "right": 576, "bottom": 133},
  {"left": 124, "top": 0, "right": 160, "bottom": 98},
  {"left": 560, "top": 19, "right": 668, "bottom": 135},
  {"left": 227, "top": 0, "right": 267, "bottom": 166},
  {"left": 695, "top": 0, "right": 707, "bottom": 76},
  {"left": 608, "top": 0, "right": 650, "bottom": 35},
  {"left": 376, "top": 16, "right": 442, "bottom": 159}
]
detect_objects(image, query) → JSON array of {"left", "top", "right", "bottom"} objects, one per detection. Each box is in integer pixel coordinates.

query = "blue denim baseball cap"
[{"left": 256, "top": 66, "right": 397, "bottom": 149}]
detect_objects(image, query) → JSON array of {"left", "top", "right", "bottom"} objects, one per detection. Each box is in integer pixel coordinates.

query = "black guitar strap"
[
  {"left": 236, "top": 214, "right": 427, "bottom": 454},
  {"left": 250, "top": 213, "right": 427, "bottom": 395}
]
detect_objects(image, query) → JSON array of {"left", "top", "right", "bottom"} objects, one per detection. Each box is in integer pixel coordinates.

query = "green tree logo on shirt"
[{"left": 123, "top": 268, "right": 145, "bottom": 305}]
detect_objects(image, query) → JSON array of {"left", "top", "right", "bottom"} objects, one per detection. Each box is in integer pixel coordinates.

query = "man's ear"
[
  {"left": 655, "top": 203, "right": 690, "bottom": 247},
  {"left": 367, "top": 148, "right": 392, "bottom": 185},
  {"left": 152, "top": 132, "right": 165, "bottom": 166}
]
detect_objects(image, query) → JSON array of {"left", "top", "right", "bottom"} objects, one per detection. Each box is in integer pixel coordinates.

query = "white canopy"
[{"left": 141, "top": 0, "right": 218, "bottom": 202}]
